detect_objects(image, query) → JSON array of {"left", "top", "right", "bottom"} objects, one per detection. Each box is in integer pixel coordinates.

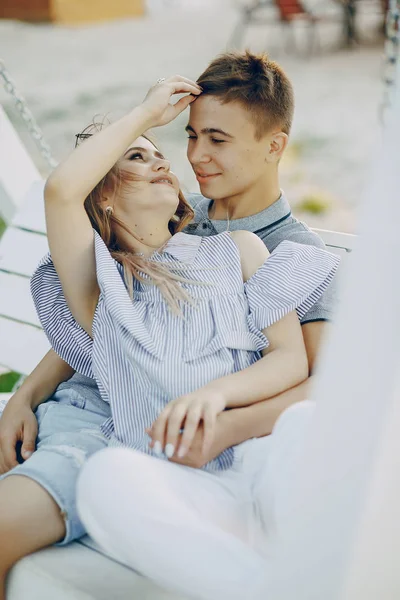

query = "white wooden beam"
[
  {"left": 0, "top": 104, "right": 41, "bottom": 224},
  {"left": 0, "top": 317, "right": 49, "bottom": 374}
]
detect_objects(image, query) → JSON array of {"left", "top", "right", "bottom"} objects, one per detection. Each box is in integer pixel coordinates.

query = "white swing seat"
[
  {"left": 7, "top": 541, "right": 186, "bottom": 600},
  {"left": 0, "top": 105, "right": 356, "bottom": 600}
]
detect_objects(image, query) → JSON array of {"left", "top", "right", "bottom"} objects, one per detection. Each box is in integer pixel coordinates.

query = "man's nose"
[{"left": 187, "top": 140, "right": 211, "bottom": 165}]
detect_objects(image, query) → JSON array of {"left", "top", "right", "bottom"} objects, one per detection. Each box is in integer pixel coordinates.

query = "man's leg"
[
  {"left": 0, "top": 393, "right": 110, "bottom": 599},
  {"left": 0, "top": 475, "right": 65, "bottom": 600},
  {"left": 77, "top": 448, "right": 269, "bottom": 600}
]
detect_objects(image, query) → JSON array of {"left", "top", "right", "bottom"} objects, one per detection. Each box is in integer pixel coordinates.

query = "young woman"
[{"left": 1, "top": 75, "right": 339, "bottom": 600}]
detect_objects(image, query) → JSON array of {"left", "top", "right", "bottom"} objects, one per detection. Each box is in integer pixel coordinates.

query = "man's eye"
[
  {"left": 211, "top": 139, "right": 224, "bottom": 144},
  {"left": 129, "top": 152, "right": 143, "bottom": 160},
  {"left": 187, "top": 136, "right": 197, "bottom": 140}
]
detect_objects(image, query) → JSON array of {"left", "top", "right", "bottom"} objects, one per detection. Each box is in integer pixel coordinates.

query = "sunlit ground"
[{"left": 0, "top": 0, "right": 387, "bottom": 237}]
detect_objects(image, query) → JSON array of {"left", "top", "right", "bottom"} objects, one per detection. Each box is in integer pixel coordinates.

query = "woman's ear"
[
  {"left": 99, "top": 195, "right": 111, "bottom": 211},
  {"left": 265, "top": 132, "right": 289, "bottom": 164}
]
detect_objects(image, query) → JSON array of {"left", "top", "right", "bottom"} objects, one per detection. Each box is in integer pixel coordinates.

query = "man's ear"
[{"left": 265, "top": 132, "right": 289, "bottom": 163}]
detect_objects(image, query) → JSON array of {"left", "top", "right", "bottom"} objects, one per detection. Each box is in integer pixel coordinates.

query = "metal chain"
[
  {"left": 0, "top": 60, "right": 57, "bottom": 170},
  {"left": 381, "top": 0, "right": 400, "bottom": 120}
]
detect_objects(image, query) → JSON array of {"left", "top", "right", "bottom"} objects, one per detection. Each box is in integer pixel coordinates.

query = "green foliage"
[
  {"left": 0, "top": 371, "right": 21, "bottom": 393},
  {"left": 297, "top": 194, "right": 331, "bottom": 215},
  {"left": 0, "top": 215, "right": 6, "bottom": 239},
  {"left": 289, "top": 135, "right": 328, "bottom": 159}
]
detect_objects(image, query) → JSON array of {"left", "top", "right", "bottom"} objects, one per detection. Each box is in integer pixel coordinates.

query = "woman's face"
[{"left": 112, "top": 136, "right": 180, "bottom": 219}]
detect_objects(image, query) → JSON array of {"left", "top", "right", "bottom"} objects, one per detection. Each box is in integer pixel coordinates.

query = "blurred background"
[{"left": 0, "top": 0, "right": 391, "bottom": 235}]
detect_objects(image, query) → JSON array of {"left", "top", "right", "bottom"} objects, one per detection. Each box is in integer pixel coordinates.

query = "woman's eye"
[
  {"left": 129, "top": 152, "right": 143, "bottom": 160},
  {"left": 211, "top": 139, "right": 224, "bottom": 144},
  {"left": 187, "top": 136, "right": 197, "bottom": 140}
]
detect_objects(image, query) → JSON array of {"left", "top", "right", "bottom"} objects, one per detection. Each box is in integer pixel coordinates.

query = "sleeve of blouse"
[
  {"left": 244, "top": 240, "right": 341, "bottom": 332},
  {"left": 30, "top": 252, "right": 95, "bottom": 379}
]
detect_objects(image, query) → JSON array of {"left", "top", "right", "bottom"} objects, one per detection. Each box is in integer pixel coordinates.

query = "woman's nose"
[{"left": 154, "top": 157, "right": 170, "bottom": 172}]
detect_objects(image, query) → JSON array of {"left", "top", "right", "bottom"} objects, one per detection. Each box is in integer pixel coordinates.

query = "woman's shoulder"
[
  {"left": 229, "top": 230, "right": 270, "bottom": 282},
  {"left": 229, "top": 230, "right": 268, "bottom": 254}
]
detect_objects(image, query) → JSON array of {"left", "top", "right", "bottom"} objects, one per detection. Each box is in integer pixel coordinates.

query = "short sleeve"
[
  {"left": 244, "top": 240, "right": 340, "bottom": 332},
  {"left": 30, "top": 253, "right": 95, "bottom": 379}
]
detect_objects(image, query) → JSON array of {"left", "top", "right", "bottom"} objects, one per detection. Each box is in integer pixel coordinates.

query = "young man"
[
  {"left": 0, "top": 52, "right": 337, "bottom": 516},
  {"left": 177, "top": 50, "right": 336, "bottom": 467}
]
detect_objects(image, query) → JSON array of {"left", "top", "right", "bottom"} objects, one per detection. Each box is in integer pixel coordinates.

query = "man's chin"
[{"left": 198, "top": 180, "right": 226, "bottom": 200}]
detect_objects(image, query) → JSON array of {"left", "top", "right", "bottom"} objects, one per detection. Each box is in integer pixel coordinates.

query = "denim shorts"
[{"left": 0, "top": 387, "right": 110, "bottom": 544}]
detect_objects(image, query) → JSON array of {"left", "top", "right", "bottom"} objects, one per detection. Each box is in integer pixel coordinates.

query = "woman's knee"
[
  {"left": 272, "top": 399, "right": 316, "bottom": 437},
  {"left": 78, "top": 448, "right": 140, "bottom": 507},
  {"left": 77, "top": 448, "right": 165, "bottom": 523},
  {"left": 79, "top": 447, "right": 159, "bottom": 491}
]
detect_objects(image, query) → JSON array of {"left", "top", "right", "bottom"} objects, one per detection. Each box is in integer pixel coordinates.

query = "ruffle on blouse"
[
  {"left": 31, "top": 232, "right": 340, "bottom": 378},
  {"left": 31, "top": 231, "right": 170, "bottom": 374},
  {"left": 243, "top": 239, "right": 340, "bottom": 349},
  {"left": 182, "top": 293, "right": 266, "bottom": 362}
]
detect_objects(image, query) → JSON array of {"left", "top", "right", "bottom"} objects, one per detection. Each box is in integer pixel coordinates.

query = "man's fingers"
[
  {"left": 177, "top": 406, "right": 202, "bottom": 458},
  {"left": 21, "top": 419, "right": 37, "bottom": 460},
  {"left": 0, "top": 434, "right": 19, "bottom": 471}
]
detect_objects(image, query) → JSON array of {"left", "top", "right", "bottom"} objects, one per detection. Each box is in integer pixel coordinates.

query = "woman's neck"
[{"left": 116, "top": 218, "right": 172, "bottom": 257}]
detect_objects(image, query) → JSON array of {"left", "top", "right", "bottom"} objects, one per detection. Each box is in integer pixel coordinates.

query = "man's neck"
[{"left": 209, "top": 179, "right": 281, "bottom": 220}]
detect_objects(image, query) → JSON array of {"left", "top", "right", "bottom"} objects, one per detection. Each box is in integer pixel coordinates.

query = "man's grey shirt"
[{"left": 185, "top": 192, "right": 338, "bottom": 325}]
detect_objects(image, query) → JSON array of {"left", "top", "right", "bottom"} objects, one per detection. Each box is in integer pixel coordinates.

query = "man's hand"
[{"left": 0, "top": 398, "right": 38, "bottom": 474}]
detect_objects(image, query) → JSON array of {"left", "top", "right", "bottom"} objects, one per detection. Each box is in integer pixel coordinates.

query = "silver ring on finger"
[{"left": 156, "top": 77, "right": 166, "bottom": 84}]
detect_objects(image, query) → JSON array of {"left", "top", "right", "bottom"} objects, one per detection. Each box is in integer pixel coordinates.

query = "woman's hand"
[
  {"left": 0, "top": 397, "right": 38, "bottom": 473},
  {"left": 147, "top": 388, "right": 227, "bottom": 461},
  {"left": 141, "top": 75, "right": 202, "bottom": 128}
]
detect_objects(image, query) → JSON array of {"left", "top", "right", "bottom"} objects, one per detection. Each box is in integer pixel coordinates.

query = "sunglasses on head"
[{"left": 74, "top": 133, "right": 93, "bottom": 148}]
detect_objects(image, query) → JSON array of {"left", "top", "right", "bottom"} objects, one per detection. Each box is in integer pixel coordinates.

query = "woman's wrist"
[
  {"left": 201, "top": 381, "right": 229, "bottom": 410},
  {"left": 128, "top": 104, "right": 157, "bottom": 132}
]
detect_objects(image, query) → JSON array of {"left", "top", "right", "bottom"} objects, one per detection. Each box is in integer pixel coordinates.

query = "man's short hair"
[{"left": 197, "top": 50, "right": 294, "bottom": 139}]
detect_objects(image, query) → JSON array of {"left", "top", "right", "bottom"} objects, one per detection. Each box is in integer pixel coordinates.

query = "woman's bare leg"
[{"left": 0, "top": 475, "right": 66, "bottom": 600}]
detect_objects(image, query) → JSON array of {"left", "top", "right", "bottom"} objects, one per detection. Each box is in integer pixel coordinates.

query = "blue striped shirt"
[{"left": 31, "top": 232, "right": 339, "bottom": 471}]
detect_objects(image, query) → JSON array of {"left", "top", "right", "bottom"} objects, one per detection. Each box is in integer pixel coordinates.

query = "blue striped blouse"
[{"left": 31, "top": 231, "right": 339, "bottom": 472}]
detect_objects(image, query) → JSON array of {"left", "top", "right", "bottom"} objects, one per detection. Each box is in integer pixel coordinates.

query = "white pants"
[{"left": 76, "top": 401, "right": 315, "bottom": 600}]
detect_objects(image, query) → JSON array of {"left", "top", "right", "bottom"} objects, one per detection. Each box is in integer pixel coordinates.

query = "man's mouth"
[{"left": 195, "top": 172, "right": 221, "bottom": 182}]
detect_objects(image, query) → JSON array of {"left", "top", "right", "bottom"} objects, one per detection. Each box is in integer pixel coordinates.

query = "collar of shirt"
[
  {"left": 161, "top": 231, "right": 202, "bottom": 264},
  {"left": 186, "top": 191, "right": 292, "bottom": 235}
]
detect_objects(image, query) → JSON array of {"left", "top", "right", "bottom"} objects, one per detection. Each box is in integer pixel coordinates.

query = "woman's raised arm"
[{"left": 43, "top": 77, "right": 201, "bottom": 336}]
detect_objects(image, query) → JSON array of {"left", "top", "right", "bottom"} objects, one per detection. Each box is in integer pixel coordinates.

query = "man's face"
[{"left": 186, "top": 95, "right": 270, "bottom": 201}]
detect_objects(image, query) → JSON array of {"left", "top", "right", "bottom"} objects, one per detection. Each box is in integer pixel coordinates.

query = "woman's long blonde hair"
[{"left": 76, "top": 121, "right": 195, "bottom": 312}]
